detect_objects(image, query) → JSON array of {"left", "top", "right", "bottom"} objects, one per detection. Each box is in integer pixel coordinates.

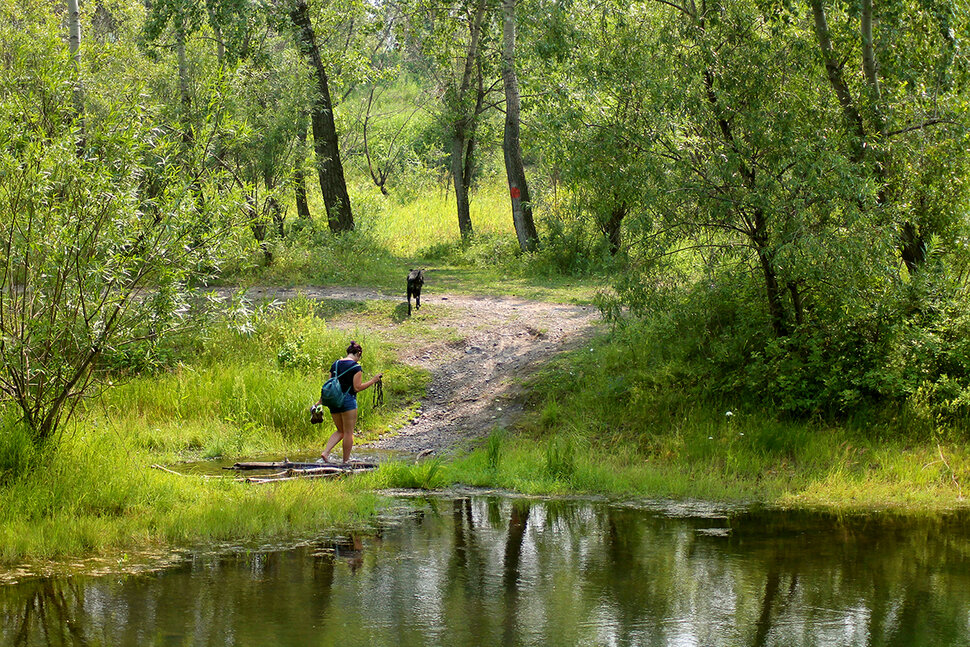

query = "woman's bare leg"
[
  {"left": 322, "top": 413, "right": 346, "bottom": 461},
  {"left": 341, "top": 409, "right": 358, "bottom": 463}
]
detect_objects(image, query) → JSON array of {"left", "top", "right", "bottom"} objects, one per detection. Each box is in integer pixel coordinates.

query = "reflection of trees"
[
  {"left": 3, "top": 580, "right": 89, "bottom": 647},
  {"left": 4, "top": 504, "right": 970, "bottom": 645},
  {"left": 726, "top": 511, "right": 970, "bottom": 646},
  {"left": 501, "top": 500, "right": 530, "bottom": 646}
]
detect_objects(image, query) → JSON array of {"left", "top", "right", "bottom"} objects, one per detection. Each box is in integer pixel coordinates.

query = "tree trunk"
[
  {"left": 449, "top": 0, "right": 488, "bottom": 240},
  {"left": 753, "top": 217, "right": 789, "bottom": 337},
  {"left": 810, "top": 0, "right": 923, "bottom": 272},
  {"left": 293, "top": 109, "right": 312, "bottom": 222},
  {"left": 247, "top": 193, "right": 272, "bottom": 265},
  {"left": 603, "top": 204, "right": 626, "bottom": 256},
  {"left": 176, "top": 23, "right": 192, "bottom": 145},
  {"left": 290, "top": 0, "right": 354, "bottom": 233},
  {"left": 501, "top": 0, "right": 539, "bottom": 252},
  {"left": 363, "top": 87, "right": 390, "bottom": 195},
  {"left": 808, "top": 0, "right": 866, "bottom": 163},
  {"left": 264, "top": 173, "right": 285, "bottom": 238},
  {"left": 860, "top": 0, "right": 884, "bottom": 130},
  {"left": 452, "top": 136, "right": 474, "bottom": 238},
  {"left": 67, "top": 0, "right": 84, "bottom": 148}
]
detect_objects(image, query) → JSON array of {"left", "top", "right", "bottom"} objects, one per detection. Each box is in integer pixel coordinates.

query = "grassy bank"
[
  {"left": 0, "top": 295, "right": 428, "bottom": 565},
  {"left": 380, "top": 330, "right": 970, "bottom": 512}
]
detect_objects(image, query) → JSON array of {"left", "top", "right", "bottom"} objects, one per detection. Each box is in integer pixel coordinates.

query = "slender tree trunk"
[
  {"left": 290, "top": 0, "right": 354, "bottom": 233},
  {"left": 811, "top": 0, "right": 923, "bottom": 272},
  {"left": 247, "top": 193, "right": 272, "bottom": 264},
  {"left": 294, "top": 108, "right": 312, "bottom": 222},
  {"left": 264, "top": 173, "right": 285, "bottom": 238},
  {"left": 501, "top": 0, "right": 539, "bottom": 252},
  {"left": 363, "top": 88, "right": 389, "bottom": 195},
  {"left": 808, "top": 0, "right": 866, "bottom": 163},
  {"left": 753, "top": 217, "right": 789, "bottom": 337},
  {"left": 176, "top": 23, "right": 192, "bottom": 145},
  {"left": 452, "top": 136, "right": 474, "bottom": 238},
  {"left": 208, "top": 10, "right": 226, "bottom": 66},
  {"left": 450, "top": 0, "right": 487, "bottom": 240},
  {"left": 860, "top": 0, "right": 883, "bottom": 129},
  {"left": 67, "top": 0, "right": 84, "bottom": 148}
]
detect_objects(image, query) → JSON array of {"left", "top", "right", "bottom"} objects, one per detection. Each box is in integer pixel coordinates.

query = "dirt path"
[{"left": 237, "top": 287, "right": 603, "bottom": 456}]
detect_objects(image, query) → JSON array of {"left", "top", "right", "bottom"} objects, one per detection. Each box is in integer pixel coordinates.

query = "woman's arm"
[{"left": 353, "top": 370, "right": 383, "bottom": 392}]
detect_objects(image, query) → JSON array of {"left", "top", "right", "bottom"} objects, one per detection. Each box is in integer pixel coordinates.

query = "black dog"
[{"left": 407, "top": 269, "right": 424, "bottom": 316}]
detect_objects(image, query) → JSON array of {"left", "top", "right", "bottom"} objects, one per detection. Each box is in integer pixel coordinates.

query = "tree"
[
  {"left": 448, "top": 0, "right": 490, "bottom": 239},
  {"left": 807, "top": 0, "right": 968, "bottom": 276},
  {"left": 403, "top": 0, "right": 499, "bottom": 239},
  {"left": 289, "top": 0, "right": 356, "bottom": 233},
  {"left": 533, "top": 0, "right": 657, "bottom": 257},
  {"left": 222, "top": 46, "right": 309, "bottom": 262},
  {"left": 501, "top": 0, "right": 539, "bottom": 252},
  {"left": 0, "top": 36, "right": 237, "bottom": 445}
]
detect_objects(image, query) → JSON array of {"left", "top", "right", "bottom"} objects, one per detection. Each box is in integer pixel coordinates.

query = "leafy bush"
[
  {"left": 524, "top": 209, "right": 614, "bottom": 277},
  {"left": 605, "top": 260, "right": 970, "bottom": 431}
]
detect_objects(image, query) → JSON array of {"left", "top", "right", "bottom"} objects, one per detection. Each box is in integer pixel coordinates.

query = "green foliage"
[
  {"left": 544, "top": 434, "right": 578, "bottom": 481},
  {"left": 375, "top": 458, "right": 450, "bottom": 490},
  {"left": 0, "top": 15, "right": 245, "bottom": 445},
  {"left": 0, "top": 411, "right": 38, "bottom": 486},
  {"left": 485, "top": 428, "right": 505, "bottom": 471}
]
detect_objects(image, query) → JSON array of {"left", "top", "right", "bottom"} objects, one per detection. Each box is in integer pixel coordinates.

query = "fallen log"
[
  {"left": 244, "top": 465, "right": 377, "bottom": 484},
  {"left": 224, "top": 460, "right": 378, "bottom": 471}
]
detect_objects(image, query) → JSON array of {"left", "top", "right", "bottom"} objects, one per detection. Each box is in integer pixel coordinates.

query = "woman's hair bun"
[{"left": 347, "top": 340, "right": 363, "bottom": 355}]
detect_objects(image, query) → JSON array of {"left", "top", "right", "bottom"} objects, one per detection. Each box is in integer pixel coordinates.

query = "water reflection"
[{"left": 3, "top": 497, "right": 970, "bottom": 646}]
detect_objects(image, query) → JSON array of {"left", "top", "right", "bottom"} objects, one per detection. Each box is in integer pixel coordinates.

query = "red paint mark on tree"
[{"left": 510, "top": 187, "right": 521, "bottom": 199}]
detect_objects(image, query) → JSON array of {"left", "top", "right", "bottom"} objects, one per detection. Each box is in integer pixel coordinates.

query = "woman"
[{"left": 320, "top": 340, "right": 382, "bottom": 464}]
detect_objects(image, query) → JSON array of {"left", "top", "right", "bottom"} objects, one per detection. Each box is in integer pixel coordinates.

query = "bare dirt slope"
[{"left": 238, "top": 287, "right": 603, "bottom": 456}]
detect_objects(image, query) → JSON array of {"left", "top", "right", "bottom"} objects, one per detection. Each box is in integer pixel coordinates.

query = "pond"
[{"left": 2, "top": 493, "right": 969, "bottom": 646}]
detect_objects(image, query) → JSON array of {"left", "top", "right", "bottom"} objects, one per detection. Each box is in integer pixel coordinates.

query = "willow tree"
[
  {"left": 0, "top": 16, "right": 238, "bottom": 446},
  {"left": 501, "top": 0, "right": 539, "bottom": 252},
  {"left": 807, "top": 0, "right": 968, "bottom": 276}
]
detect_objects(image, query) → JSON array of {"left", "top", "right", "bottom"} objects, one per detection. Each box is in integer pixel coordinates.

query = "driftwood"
[
  {"left": 225, "top": 461, "right": 378, "bottom": 471},
  {"left": 223, "top": 460, "right": 378, "bottom": 485},
  {"left": 152, "top": 460, "right": 376, "bottom": 485},
  {"left": 243, "top": 464, "right": 377, "bottom": 485}
]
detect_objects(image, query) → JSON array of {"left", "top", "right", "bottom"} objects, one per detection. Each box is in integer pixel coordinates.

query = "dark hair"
[{"left": 347, "top": 340, "right": 363, "bottom": 356}]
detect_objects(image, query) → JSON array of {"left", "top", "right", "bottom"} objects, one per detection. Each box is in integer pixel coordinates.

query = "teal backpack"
[{"left": 319, "top": 361, "right": 358, "bottom": 409}]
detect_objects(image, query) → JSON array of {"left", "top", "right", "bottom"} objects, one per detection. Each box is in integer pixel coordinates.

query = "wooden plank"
[{"left": 225, "top": 461, "right": 377, "bottom": 471}]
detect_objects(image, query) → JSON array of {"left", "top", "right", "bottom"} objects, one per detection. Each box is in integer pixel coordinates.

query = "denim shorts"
[{"left": 327, "top": 392, "right": 357, "bottom": 414}]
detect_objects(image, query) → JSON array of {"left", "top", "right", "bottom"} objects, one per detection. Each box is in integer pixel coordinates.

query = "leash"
[{"left": 373, "top": 378, "right": 384, "bottom": 409}]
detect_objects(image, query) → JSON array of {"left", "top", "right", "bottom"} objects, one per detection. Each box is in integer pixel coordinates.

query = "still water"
[{"left": 3, "top": 493, "right": 970, "bottom": 646}]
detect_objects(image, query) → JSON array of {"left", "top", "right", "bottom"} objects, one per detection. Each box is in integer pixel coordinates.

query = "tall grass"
[
  {"left": 436, "top": 329, "right": 970, "bottom": 511},
  {"left": 220, "top": 175, "right": 517, "bottom": 288},
  {"left": 358, "top": 180, "right": 513, "bottom": 257},
  {"left": 0, "top": 296, "right": 428, "bottom": 563},
  {"left": 0, "top": 425, "right": 383, "bottom": 562}
]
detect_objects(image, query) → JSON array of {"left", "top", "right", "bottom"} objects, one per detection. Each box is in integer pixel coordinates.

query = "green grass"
[
  {"left": 0, "top": 298, "right": 429, "bottom": 565},
  {"left": 4, "top": 174, "right": 966, "bottom": 572},
  {"left": 0, "top": 430, "right": 383, "bottom": 563},
  {"left": 369, "top": 420, "right": 970, "bottom": 512},
  {"left": 217, "top": 175, "right": 611, "bottom": 304},
  {"left": 406, "top": 330, "right": 970, "bottom": 512}
]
